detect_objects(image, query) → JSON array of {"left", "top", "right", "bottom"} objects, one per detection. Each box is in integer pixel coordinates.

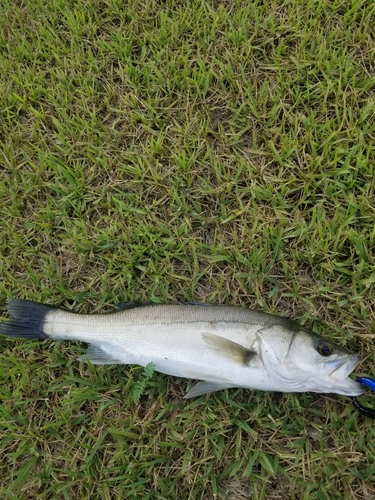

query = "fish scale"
[{"left": 0, "top": 299, "right": 365, "bottom": 398}]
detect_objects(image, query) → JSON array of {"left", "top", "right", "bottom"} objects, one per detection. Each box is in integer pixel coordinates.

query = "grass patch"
[{"left": 0, "top": 0, "right": 375, "bottom": 498}]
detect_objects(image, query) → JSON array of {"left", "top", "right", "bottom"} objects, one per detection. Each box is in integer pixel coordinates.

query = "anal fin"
[{"left": 78, "top": 344, "right": 125, "bottom": 365}]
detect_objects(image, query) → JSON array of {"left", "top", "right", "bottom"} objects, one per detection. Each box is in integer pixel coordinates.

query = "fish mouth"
[
  {"left": 323, "top": 355, "right": 365, "bottom": 396},
  {"left": 326, "top": 355, "right": 360, "bottom": 383}
]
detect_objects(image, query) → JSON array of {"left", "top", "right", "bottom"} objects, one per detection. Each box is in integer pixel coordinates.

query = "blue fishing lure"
[{"left": 352, "top": 377, "right": 375, "bottom": 419}]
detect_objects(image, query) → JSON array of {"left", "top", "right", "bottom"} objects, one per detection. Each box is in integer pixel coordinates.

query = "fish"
[{"left": 0, "top": 299, "right": 365, "bottom": 397}]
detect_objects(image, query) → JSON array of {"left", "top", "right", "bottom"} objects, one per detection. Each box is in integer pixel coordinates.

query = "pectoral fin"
[
  {"left": 202, "top": 332, "right": 256, "bottom": 366},
  {"left": 184, "top": 381, "right": 236, "bottom": 398}
]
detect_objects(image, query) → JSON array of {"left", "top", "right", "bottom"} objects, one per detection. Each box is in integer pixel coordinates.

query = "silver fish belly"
[{"left": 0, "top": 299, "right": 364, "bottom": 397}]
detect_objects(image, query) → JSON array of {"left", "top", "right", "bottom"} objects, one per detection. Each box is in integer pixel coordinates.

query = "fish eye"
[{"left": 316, "top": 340, "right": 333, "bottom": 357}]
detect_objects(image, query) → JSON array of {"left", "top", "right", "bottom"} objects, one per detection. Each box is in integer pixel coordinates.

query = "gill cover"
[{"left": 256, "top": 325, "right": 307, "bottom": 390}]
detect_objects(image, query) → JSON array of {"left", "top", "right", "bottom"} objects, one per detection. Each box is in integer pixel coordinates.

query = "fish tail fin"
[{"left": 0, "top": 299, "right": 55, "bottom": 339}]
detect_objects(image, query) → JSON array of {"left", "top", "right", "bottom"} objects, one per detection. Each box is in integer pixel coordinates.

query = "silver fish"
[{"left": 0, "top": 299, "right": 364, "bottom": 397}]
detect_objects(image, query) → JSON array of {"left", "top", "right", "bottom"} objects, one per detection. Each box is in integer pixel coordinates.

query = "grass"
[{"left": 0, "top": 0, "right": 375, "bottom": 498}]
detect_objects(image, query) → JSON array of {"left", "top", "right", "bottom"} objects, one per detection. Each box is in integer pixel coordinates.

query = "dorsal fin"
[
  {"left": 113, "top": 301, "right": 150, "bottom": 312},
  {"left": 179, "top": 302, "right": 229, "bottom": 307},
  {"left": 113, "top": 301, "right": 229, "bottom": 311}
]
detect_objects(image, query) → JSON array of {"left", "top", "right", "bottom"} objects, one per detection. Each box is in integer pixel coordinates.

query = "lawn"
[{"left": 0, "top": 0, "right": 375, "bottom": 498}]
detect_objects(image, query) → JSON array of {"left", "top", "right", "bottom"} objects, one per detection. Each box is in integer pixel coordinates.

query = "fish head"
[{"left": 257, "top": 322, "right": 365, "bottom": 395}]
